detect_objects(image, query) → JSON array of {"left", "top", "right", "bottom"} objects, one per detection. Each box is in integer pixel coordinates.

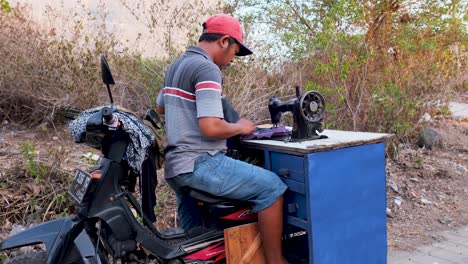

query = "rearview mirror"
[{"left": 100, "top": 55, "right": 115, "bottom": 85}]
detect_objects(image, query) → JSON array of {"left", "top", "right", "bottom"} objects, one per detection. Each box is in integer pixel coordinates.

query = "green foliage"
[
  {"left": 435, "top": 103, "right": 452, "bottom": 116},
  {"left": 45, "top": 192, "right": 71, "bottom": 218},
  {"left": 20, "top": 141, "right": 48, "bottom": 181},
  {"left": 368, "top": 82, "right": 418, "bottom": 137},
  {"left": 305, "top": 81, "right": 342, "bottom": 129},
  {"left": 81, "top": 153, "right": 99, "bottom": 166},
  {"left": 0, "top": 0, "right": 11, "bottom": 13},
  {"left": 233, "top": 0, "right": 468, "bottom": 141},
  {"left": 155, "top": 189, "right": 171, "bottom": 215},
  {"left": 57, "top": 208, "right": 71, "bottom": 218}
]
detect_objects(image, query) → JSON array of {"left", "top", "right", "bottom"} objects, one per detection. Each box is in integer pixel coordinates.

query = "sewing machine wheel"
[{"left": 299, "top": 91, "right": 325, "bottom": 122}]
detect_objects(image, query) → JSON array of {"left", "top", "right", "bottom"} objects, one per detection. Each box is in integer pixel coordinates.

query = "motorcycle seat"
[{"left": 188, "top": 189, "right": 235, "bottom": 204}]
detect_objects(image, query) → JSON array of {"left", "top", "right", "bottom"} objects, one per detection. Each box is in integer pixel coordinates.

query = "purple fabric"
[{"left": 241, "top": 125, "right": 291, "bottom": 140}]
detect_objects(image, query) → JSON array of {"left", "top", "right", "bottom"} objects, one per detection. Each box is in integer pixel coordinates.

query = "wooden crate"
[{"left": 224, "top": 223, "right": 266, "bottom": 264}]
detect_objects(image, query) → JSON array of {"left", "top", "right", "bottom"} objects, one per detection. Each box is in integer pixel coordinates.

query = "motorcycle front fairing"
[{"left": 0, "top": 216, "right": 102, "bottom": 264}]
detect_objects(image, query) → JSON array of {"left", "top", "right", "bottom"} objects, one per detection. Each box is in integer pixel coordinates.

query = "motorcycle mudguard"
[
  {"left": 0, "top": 216, "right": 101, "bottom": 264},
  {"left": 0, "top": 217, "right": 74, "bottom": 252}
]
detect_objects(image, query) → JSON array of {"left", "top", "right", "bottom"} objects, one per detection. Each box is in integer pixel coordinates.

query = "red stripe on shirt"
[
  {"left": 195, "top": 82, "right": 222, "bottom": 91},
  {"left": 164, "top": 88, "right": 195, "bottom": 100}
]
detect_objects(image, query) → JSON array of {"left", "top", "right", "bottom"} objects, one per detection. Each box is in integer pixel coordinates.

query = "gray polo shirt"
[{"left": 156, "top": 46, "right": 226, "bottom": 178}]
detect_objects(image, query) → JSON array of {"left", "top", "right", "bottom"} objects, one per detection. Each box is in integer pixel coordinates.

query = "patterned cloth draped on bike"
[{"left": 69, "top": 106, "right": 163, "bottom": 173}]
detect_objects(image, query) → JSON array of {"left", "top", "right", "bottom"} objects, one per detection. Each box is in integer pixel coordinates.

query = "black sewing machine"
[{"left": 269, "top": 86, "right": 326, "bottom": 141}]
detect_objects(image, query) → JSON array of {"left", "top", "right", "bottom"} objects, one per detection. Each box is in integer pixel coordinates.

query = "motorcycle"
[{"left": 0, "top": 55, "right": 263, "bottom": 264}]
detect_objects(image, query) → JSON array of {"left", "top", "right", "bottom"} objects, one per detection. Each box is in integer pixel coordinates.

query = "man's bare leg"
[{"left": 258, "top": 196, "right": 290, "bottom": 264}]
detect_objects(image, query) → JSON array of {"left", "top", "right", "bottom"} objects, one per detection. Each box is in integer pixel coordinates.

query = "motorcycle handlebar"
[{"left": 101, "top": 107, "right": 114, "bottom": 124}]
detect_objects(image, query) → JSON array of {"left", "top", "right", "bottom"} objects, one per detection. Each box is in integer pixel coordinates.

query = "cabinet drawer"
[
  {"left": 270, "top": 152, "right": 305, "bottom": 183},
  {"left": 284, "top": 191, "right": 307, "bottom": 221}
]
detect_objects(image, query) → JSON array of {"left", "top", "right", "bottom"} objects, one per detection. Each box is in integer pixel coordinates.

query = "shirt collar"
[{"left": 186, "top": 46, "right": 213, "bottom": 62}]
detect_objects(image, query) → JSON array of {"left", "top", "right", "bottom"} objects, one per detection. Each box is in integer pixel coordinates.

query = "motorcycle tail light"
[{"left": 91, "top": 170, "right": 102, "bottom": 179}]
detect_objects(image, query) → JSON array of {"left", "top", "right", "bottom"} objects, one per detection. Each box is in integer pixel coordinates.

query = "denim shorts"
[{"left": 167, "top": 152, "right": 288, "bottom": 229}]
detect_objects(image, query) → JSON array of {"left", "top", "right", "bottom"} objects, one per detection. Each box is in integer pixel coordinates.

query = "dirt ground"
[
  {"left": 0, "top": 124, "right": 177, "bottom": 237},
  {"left": 0, "top": 109, "right": 467, "bottom": 251},
  {"left": 386, "top": 115, "right": 468, "bottom": 250}
]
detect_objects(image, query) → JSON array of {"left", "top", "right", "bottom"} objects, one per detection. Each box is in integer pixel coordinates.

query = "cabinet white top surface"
[{"left": 242, "top": 129, "right": 392, "bottom": 154}]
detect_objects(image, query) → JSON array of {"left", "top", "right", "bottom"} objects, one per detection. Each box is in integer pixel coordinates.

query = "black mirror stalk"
[{"left": 100, "top": 54, "right": 115, "bottom": 106}]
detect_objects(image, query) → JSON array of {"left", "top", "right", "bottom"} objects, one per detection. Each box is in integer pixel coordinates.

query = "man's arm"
[
  {"left": 155, "top": 104, "right": 165, "bottom": 114},
  {"left": 155, "top": 87, "right": 165, "bottom": 115},
  {"left": 198, "top": 117, "right": 255, "bottom": 139},
  {"left": 193, "top": 63, "right": 255, "bottom": 138}
]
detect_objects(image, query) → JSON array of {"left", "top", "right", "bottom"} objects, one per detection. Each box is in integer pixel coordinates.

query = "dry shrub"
[
  {"left": 119, "top": 0, "right": 224, "bottom": 58},
  {"left": 223, "top": 60, "right": 311, "bottom": 125},
  {"left": 223, "top": 62, "right": 271, "bottom": 123},
  {"left": 0, "top": 6, "right": 167, "bottom": 126}
]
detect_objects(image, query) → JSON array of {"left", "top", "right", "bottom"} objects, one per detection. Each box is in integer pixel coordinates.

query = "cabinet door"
[
  {"left": 307, "top": 143, "right": 387, "bottom": 264},
  {"left": 270, "top": 152, "right": 305, "bottom": 183},
  {"left": 284, "top": 191, "right": 307, "bottom": 221},
  {"left": 269, "top": 152, "right": 309, "bottom": 229}
]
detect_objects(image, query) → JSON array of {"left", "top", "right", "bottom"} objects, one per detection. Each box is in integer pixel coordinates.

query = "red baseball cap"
[{"left": 203, "top": 14, "right": 253, "bottom": 56}]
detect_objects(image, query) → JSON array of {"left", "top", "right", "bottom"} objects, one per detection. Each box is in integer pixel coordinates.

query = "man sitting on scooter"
[{"left": 155, "top": 14, "right": 289, "bottom": 264}]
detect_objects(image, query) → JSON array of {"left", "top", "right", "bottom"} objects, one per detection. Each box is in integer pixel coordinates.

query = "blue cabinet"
[{"left": 243, "top": 130, "right": 389, "bottom": 264}]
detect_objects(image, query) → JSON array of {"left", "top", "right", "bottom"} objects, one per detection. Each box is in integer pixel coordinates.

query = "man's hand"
[
  {"left": 199, "top": 117, "right": 256, "bottom": 139},
  {"left": 236, "top": 118, "right": 256, "bottom": 135}
]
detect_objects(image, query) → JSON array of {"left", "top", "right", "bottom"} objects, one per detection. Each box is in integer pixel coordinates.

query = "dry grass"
[
  {"left": 0, "top": 134, "right": 77, "bottom": 236},
  {"left": 222, "top": 60, "right": 316, "bottom": 125},
  {"left": 0, "top": 6, "right": 167, "bottom": 127}
]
